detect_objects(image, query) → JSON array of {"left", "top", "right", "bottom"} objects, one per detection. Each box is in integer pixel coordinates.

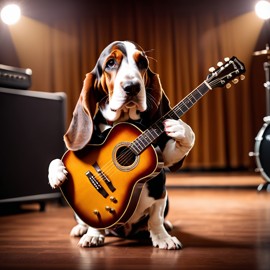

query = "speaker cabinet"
[{"left": 0, "top": 88, "right": 66, "bottom": 208}]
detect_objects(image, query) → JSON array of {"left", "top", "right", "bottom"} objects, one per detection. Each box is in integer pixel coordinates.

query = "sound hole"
[{"left": 116, "top": 146, "right": 136, "bottom": 166}]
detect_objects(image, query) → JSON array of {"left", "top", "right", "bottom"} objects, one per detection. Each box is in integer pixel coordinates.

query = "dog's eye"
[
  {"left": 137, "top": 55, "right": 148, "bottom": 70},
  {"left": 105, "top": 59, "right": 117, "bottom": 70}
]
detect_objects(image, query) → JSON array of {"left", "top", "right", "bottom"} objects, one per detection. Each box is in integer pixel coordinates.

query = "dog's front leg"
[
  {"left": 78, "top": 227, "right": 106, "bottom": 248},
  {"left": 148, "top": 192, "right": 183, "bottom": 250},
  {"left": 48, "top": 159, "right": 68, "bottom": 188},
  {"left": 69, "top": 213, "right": 88, "bottom": 237}
]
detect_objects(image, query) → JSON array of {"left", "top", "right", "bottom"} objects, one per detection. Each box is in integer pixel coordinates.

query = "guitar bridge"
[
  {"left": 93, "top": 162, "right": 116, "bottom": 192},
  {"left": 85, "top": 171, "right": 109, "bottom": 198}
]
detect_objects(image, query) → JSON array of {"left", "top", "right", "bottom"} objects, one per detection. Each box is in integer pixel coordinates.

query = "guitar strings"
[
  {"left": 93, "top": 77, "right": 222, "bottom": 179},
  {"left": 95, "top": 99, "right": 187, "bottom": 178},
  {"left": 95, "top": 87, "right": 205, "bottom": 178}
]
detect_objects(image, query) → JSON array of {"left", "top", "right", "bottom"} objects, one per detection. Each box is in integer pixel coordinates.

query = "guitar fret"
[
  {"left": 186, "top": 95, "right": 195, "bottom": 105},
  {"left": 138, "top": 136, "right": 148, "bottom": 147},
  {"left": 136, "top": 138, "right": 146, "bottom": 151},
  {"left": 131, "top": 123, "right": 165, "bottom": 155},
  {"left": 178, "top": 104, "right": 188, "bottom": 114},
  {"left": 131, "top": 131, "right": 152, "bottom": 155},
  {"left": 147, "top": 128, "right": 159, "bottom": 139},
  {"left": 130, "top": 142, "right": 141, "bottom": 154},
  {"left": 188, "top": 94, "right": 197, "bottom": 104},
  {"left": 197, "top": 89, "right": 203, "bottom": 96},
  {"left": 172, "top": 84, "right": 210, "bottom": 119},
  {"left": 143, "top": 131, "right": 152, "bottom": 142},
  {"left": 143, "top": 130, "right": 152, "bottom": 141},
  {"left": 130, "top": 82, "right": 211, "bottom": 155},
  {"left": 182, "top": 101, "right": 190, "bottom": 110},
  {"left": 167, "top": 110, "right": 179, "bottom": 120},
  {"left": 136, "top": 145, "right": 144, "bottom": 153}
]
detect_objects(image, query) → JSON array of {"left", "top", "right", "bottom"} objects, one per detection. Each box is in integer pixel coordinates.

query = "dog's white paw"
[
  {"left": 78, "top": 233, "right": 105, "bottom": 247},
  {"left": 151, "top": 231, "right": 183, "bottom": 250},
  {"left": 70, "top": 224, "right": 88, "bottom": 237},
  {"left": 77, "top": 227, "right": 105, "bottom": 247},
  {"left": 48, "top": 159, "right": 68, "bottom": 188}
]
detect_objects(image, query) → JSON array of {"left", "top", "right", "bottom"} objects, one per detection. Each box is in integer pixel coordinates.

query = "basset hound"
[{"left": 48, "top": 40, "right": 195, "bottom": 250}]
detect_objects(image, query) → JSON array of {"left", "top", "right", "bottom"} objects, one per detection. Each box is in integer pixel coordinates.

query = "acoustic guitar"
[{"left": 60, "top": 56, "right": 246, "bottom": 229}]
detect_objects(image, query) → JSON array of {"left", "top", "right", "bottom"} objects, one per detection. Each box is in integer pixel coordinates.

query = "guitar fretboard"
[{"left": 129, "top": 81, "right": 211, "bottom": 155}]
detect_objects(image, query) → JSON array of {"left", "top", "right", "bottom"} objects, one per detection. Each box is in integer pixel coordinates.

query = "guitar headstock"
[{"left": 206, "top": 56, "right": 246, "bottom": 89}]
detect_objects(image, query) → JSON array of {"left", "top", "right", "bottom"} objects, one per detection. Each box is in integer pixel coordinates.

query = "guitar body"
[{"left": 60, "top": 122, "right": 160, "bottom": 229}]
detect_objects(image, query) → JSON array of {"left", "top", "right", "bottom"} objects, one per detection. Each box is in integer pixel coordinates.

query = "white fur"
[
  {"left": 48, "top": 41, "right": 195, "bottom": 250},
  {"left": 100, "top": 102, "right": 141, "bottom": 123},
  {"left": 148, "top": 192, "right": 182, "bottom": 249},
  {"left": 101, "top": 41, "right": 147, "bottom": 120},
  {"left": 48, "top": 159, "right": 67, "bottom": 188},
  {"left": 70, "top": 224, "right": 88, "bottom": 237},
  {"left": 78, "top": 227, "right": 105, "bottom": 247},
  {"left": 162, "top": 119, "right": 195, "bottom": 167}
]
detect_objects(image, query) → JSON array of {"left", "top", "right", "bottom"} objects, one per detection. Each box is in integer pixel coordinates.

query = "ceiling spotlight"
[
  {"left": 255, "top": 0, "right": 270, "bottom": 20},
  {"left": 0, "top": 4, "right": 21, "bottom": 25}
]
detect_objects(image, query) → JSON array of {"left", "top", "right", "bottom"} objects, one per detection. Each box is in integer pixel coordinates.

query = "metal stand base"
[{"left": 257, "top": 182, "right": 270, "bottom": 192}]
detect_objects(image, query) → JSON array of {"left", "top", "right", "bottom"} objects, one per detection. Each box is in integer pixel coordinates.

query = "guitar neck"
[{"left": 129, "top": 81, "right": 211, "bottom": 155}]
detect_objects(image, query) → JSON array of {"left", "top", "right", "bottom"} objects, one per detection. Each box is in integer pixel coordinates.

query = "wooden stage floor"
[{"left": 0, "top": 172, "right": 270, "bottom": 270}]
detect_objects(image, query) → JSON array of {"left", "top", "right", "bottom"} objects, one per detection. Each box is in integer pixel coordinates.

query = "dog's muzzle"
[{"left": 122, "top": 82, "right": 141, "bottom": 97}]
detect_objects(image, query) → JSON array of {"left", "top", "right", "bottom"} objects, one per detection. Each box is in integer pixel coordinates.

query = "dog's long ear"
[
  {"left": 64, "top": 72, "right": 99, "bottom": 151},
  {"left": 144, "top": 68, "right": 171, "bottom": 122}
]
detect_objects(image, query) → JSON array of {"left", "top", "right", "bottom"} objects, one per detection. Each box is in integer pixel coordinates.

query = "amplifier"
[{"left": 0, "top": 64, "right": 32, "bottom": 90}]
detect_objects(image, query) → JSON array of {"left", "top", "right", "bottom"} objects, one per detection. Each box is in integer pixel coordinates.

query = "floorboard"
[{"left": 0, "top": 173, "right": 270, "bottom": 270}]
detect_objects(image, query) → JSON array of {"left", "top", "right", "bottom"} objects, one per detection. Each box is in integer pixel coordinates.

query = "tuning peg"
[
  {"left": 240, "top": 75, "right": 245, "bottom": 80},
  {"left": 209, "top": 67, "right": 215, "bottom": 72},
  {"left": 232, "top": 78, "right": 239, "bottom": 84},
  {"left": 217, "top": 61, "right": 223, "bottom": 67},
  {"left": 226, "top": 83, "right": 231, "bottom": 89},
  {"left": 224, "top": 57, "right": 230, "bottom": 62}
]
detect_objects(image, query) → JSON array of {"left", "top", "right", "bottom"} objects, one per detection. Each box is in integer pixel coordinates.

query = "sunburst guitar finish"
[{"left": 60, "top": 123, "right": 159, "bottom": 229}]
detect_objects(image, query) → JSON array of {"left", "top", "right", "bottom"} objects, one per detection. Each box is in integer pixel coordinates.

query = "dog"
[{"left": 48, "top": 40, "right": 195, "bottom": 250}]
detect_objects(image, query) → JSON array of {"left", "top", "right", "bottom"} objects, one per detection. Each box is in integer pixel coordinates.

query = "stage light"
[
  {"left": 255, "top": 1, "right": 270, "bottom": 20},
  {"left": 0, "top": 4, "right": 21, "bottom": 25}
]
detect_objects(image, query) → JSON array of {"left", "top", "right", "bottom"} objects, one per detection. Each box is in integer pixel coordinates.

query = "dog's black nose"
[{"left": 122, "top": 82, "right": 141, "bottom": 96}]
